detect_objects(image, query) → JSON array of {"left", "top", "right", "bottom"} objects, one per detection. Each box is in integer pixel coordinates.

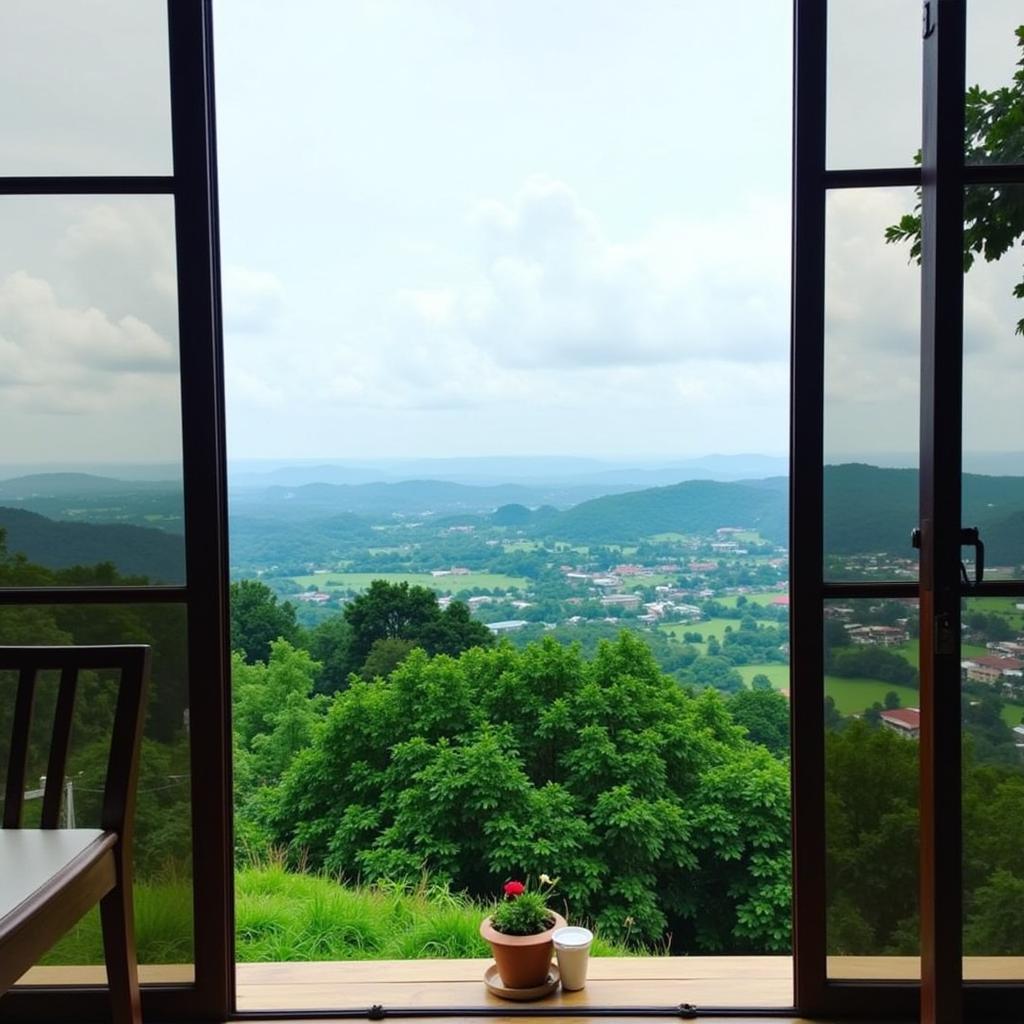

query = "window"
[{"left": 3, "top": 2, "right": 1024, "bottom": 1021}]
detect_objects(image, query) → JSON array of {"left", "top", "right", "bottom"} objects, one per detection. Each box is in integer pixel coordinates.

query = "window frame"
[
  {"left": 5, "top": 1, "right": 1024, "bottom": 1020},
  {"left": 0, "top": 2, "right": 233, "bottom": 1021},
  {"left": 791, "top": 0, "right": 1024, "bottom": 1019}
]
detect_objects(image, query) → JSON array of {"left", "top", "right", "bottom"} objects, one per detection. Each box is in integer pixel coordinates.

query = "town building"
[{"left": 880, "top": 707, "right": 921, "bottom": 740}]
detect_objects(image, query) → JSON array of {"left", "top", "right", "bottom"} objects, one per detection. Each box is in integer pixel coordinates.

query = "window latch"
[{"left": 910, "top": 526, "right": 984, "bottom": 588}]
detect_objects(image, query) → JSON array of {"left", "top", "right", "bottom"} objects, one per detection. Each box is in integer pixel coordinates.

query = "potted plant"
[{"left": 480, "top": 875, "right": 566, "bottom": 989}]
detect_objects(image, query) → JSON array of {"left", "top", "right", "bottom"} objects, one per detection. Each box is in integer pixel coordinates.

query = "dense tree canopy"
[
  {"left": 257, "top": 633, "right": 792, "bottom": 952},
  {"left": 230, "top": 579, "right": 300, "bottom": 664},
  {"left": 340, "top": 580, "right": 494, "bottom": 682}
]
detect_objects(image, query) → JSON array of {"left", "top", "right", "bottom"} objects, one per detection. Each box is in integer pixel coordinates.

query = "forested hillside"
[{"left": 0, "top": 506, "right": 185, "bottom": 582}]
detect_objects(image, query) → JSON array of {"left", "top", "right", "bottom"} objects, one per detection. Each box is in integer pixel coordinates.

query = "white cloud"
[
  {"left": 0, "top": 199, "right": 183, "bottom": 461},
  {"left": 223, "top": 266, "right": 285, "bottom": 333},
  {"left": 0, "top": 271, "right": 177, "bottom": 378},
  {"left": 407, "top": 177, "right": 790, "bottom": 371}
]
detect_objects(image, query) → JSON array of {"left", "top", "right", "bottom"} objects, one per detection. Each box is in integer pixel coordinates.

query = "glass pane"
[
  {"left": 966, "top": 1, "right": 1024, "bottom": 167},
  {"left": 826, "top": 0, "right": 922, "bottom": 170},
  {"left": 0, "top": 0, "right": 172, "bottom": 176},
  {"left": 962, "top": 594, "right": 1024, "bottom": 979},
  {"left": 825, "top": 597, "right": 920, "bottom": 980},
  {"left": 824, "top": 188, "right": 919, "bottom": 582},
  {"left": 0, "top": 196, "right": 185, "bottom": 584},
  {"left": 0, "top": 603, "right": 194, "bottom": 984},
  {"left": 962, "top": 184, "right": 1024, "bottom": 579}
]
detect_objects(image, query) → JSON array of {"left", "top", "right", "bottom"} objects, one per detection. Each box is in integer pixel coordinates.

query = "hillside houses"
[
  {"left": 845, "top": 624, "right": 909, "bottom": 647},
  {"left": 962, "top": 654, "right": 1024, "bottom": 685}
]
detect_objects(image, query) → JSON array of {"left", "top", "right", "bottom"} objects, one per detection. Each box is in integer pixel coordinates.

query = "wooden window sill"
[{"left": 18, "top": 956, "right": 1024, "bottom": 1022}]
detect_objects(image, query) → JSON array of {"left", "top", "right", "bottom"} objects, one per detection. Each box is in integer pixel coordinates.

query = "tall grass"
[{"left": 39, "top": 863, "right": 633, "bottom": 964}]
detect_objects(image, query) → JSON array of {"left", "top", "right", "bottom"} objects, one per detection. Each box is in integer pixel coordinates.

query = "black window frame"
[
  {"left": 0, "top": 2, "right": 233, "bottom": 1021},
  {"left": 791, "top": 1, "right": 1024, "bottom": 1020}
]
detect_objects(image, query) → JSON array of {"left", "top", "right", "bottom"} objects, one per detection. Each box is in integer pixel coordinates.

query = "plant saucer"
[{"left": 484, "top": 962, "right": 560, "bottom": 1001}]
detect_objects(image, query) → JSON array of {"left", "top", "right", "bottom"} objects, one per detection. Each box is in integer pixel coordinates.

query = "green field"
[
  {"left": 824, "top": 676, "right": 919, "bottom": 716},
  {"left": 737, "top": 663, "right": 791, "bottom": 689},
  {"left": 287, "top": 572, "right": 528, "bottom": 593},
  {"left": 1001, "top": 702, "right": 1024, "bottom": 728},
  {"left": 661, "top": 617, "right": 738, "bottom": 652},
  {"left": 966, "top": 596, "right": 1024, "bottom": 631},
  {"left": 715, "top": 591, "right": 786, "bottom": 609}
]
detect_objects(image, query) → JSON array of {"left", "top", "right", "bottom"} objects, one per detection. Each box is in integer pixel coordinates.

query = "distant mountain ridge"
[
  {"left": 0, "top": 506, "right": 185, "bottom": 582},
  {"left": 0, "top": 473, "right": 179, "bottom": 498},
  {"left": 229, "top": 453, "right": 790, "bottom": 489},
  {"left": 5, "top": 464, "right": 1024, "bottom": 575},
  {"left": 539, "top": 479, "right": 789, "bottom": 545},
  {"left": 229, "top": 478, "right": 641, "bottom": 518},
  {"left": 825, "top": 463, "right": 1024, "bottom": 564}
]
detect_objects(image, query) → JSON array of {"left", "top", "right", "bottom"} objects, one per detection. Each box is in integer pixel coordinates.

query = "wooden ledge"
[{"left": 18, "top": 955, "right": 1024, "bottom": 1023}]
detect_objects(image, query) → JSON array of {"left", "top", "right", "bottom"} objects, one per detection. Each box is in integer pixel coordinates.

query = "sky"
[{"left": 0, "top": 1, "right": 1021, "bottom": 468}]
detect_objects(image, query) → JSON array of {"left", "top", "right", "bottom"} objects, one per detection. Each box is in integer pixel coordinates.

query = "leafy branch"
[{"left": 885, "top": 25, "right": 1024, "bottom": 335}]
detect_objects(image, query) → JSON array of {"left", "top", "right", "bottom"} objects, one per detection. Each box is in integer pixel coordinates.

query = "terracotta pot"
[{"left": 480, "top": 911, "right": 567, "bottom": 989}]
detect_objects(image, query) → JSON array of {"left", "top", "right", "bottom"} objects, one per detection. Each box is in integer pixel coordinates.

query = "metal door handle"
[
  {"left": 959, "top": 526, "right": 984, "bottom": 587},
  {"left": 910, "top": 526, "right": 984, "bottom": 587}
]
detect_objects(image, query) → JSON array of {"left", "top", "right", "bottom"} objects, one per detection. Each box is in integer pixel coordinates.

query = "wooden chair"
[{"left": 0, "top": 646, "right": 150, "bottom": 1024}]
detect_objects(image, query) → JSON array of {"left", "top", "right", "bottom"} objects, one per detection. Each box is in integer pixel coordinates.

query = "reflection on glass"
[
  {"left": 0, "top": 604, "right": 194, "bottom": 982},
  {"left": 0, "top": 197, "right": 185, "bottom": 585},
  {"left": 824, "top": 188, "right": 919, "bottom": 582},
  {"left": 962, "top": 596, "right": 1024, "bottom": 975},
  {"left": 966, "top": 3, "right": 1024, "bottom": 166},
  {"left": 962, "top": 184, "right": 1024, "bottom": 579},
  {"left": 0, "top": 0, "right": 172, "bottom": 176},
  {"left": 825, "top": 597, "right": 921, "bottom": 980},
  {"left": 826, "top": 0, "right": 921, "bottom": 170}
]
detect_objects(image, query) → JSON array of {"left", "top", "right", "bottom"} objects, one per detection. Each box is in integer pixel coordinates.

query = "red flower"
[{"left": 503, "top": 880, "right": 525, "bottom": 897}]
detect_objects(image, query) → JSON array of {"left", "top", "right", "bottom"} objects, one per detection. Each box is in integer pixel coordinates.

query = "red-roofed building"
[
  {"left": 963, "top": 655, "right": 1024, "bottom": 684},
  {"left": 880, "top": 707, "right": 920, "bottom": 740}
]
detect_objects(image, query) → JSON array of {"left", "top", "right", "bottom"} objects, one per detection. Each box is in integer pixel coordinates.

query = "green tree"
[
  {"left": 360, "top": 637, "right": 417, "bottom": 680},
  {"left": 306, "top": 614, "right": 355, "bottom": 694},
  {"left": 688, "top": 655, "right": 745, "bottom": 693},
  {"left": 825, "top": 720, "right": 919, "bottom": 952},
  {"left": 232, "top": 642, "right": 326, "bottom": 857},
  {"left": 729, "top": 687, "right": 790, "bottom": 757},
  {"left": 886, "top": 25, "right": 1024, "bottom": 334},
  {"left": 416, "top": 600, "right": 494, "bottom": 658},
  {"left": 268, "top": 634, "right": 791, "bottom": 952},
  {"left": 343, "top": 580, "right": 444, "bottom": 665},
  {"left": 343, "top": 580, "right": 494, "bottom": 673},
  {"left": 230, "top": 580, "right": 299, "bottom": 664},
  {"left": 965, "top": 870, "right": 1024, "bottom": 955}
]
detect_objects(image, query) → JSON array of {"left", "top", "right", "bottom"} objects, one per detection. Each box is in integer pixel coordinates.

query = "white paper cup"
[{"left": 552, "top": 926, "right": 593, "bottom": 991}]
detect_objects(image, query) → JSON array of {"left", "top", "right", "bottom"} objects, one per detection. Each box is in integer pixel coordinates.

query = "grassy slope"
[
  {"left": 736, "top": 663, "right": 791, "bottom": 689},
  {"left": 824, "top": 677, "right": 920, "bottom": 716},
  {"left": 41, "top": 867, "right": 631, "bottom": 965}
]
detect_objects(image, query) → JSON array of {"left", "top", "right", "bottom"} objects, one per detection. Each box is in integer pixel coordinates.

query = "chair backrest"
[{"left": 0, "top": 646, "right": 150, "bottom": 838}]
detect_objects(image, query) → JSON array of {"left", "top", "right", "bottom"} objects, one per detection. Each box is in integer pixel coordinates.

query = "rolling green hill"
[
  {"left": 825, "top": 463, "right": 1024, "bottom": 564},
  {"left": 0, "top": 506, "right": 185, "bottom": 582},
  {"left": 540, "top": 479, "right": 789, "bottom": 544}
]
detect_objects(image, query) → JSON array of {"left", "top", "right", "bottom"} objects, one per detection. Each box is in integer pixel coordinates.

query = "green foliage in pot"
[{"left": 490, "top": 878, "right": 557, "bottom": 936}]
